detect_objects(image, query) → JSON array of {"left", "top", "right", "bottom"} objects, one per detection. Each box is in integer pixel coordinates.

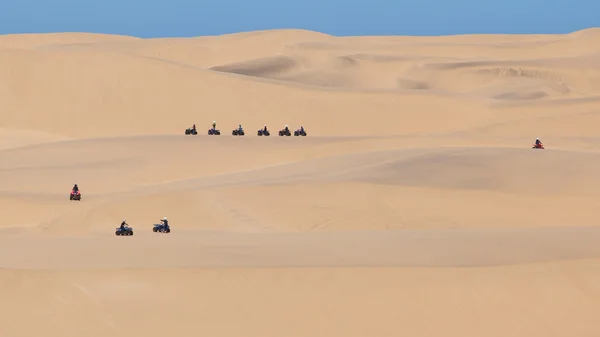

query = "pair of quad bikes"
[
  {"left": 115, "top": 223, "right": 171, "bottom": 236},
  {"left": 68, "top": 190, "right": 169, "bottom": 236}
]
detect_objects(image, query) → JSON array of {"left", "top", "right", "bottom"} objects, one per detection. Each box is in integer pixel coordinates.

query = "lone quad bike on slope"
[
  {"left": 532, "top": 142, "right": 544, "bottom": 149},
  {"left": 185, "top": 127, "right": 198, "bottom": 135},
  {"left": 208, "top": 128, "right": 221, "bottom": 135},
  {"left": 153, "top": 223, "right": 171, "bottom": 233},
  {"left": 115, "top": 225, "right": 134, "bottom": 236},
  {"left": 70, "top": 189, "right": 81, "bottom": 201}
]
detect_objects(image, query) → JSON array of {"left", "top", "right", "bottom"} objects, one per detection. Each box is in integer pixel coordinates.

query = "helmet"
[
  {"left": 213, "top": 121, "right": 215, "bottom": 123},
  {"left": 285, "top": 125, "right": 288, "bottom": 127},
  {"left": 163, "top": 217, "right": 167, "bottom": 220}
]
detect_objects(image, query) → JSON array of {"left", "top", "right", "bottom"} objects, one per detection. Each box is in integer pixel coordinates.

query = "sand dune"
[
  {"left": 2, "top": 28, "right": 600, "bottom": 336},
  {"left": 211, "top": 49, "right": 600, "bottom": 98}
]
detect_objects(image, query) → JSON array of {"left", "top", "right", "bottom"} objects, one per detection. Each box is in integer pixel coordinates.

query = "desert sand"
[{"left": 2, "top": 28, "right": 600, "bottom": 336}]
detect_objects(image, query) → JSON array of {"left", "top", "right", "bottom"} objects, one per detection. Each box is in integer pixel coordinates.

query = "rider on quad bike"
[
  {"left": 238, "top": 124, "right": 244, "bottom": 132},
  {"left": 160, "top": 217, "right": 169, "bottom": 231},
  {"left": 535, "top": 138, "right": 542, "bottom": 146},
  {"left": 263, "top": 125, "right": 268, "bottom": 133},
  {"left": 192, "top": 124, "right": 196, "bottom": 131},
  {"left": 212, "top": 121, "right": 216, "bottom": 130},
  {"left": 72, "top": 184, "right": 79, "bottom": 193},
  {"left": 119, "top": 220, "right": 129, "bottom": 230},
  {"left": 284, "top": 125, "right": 289, "bottom": 133}
]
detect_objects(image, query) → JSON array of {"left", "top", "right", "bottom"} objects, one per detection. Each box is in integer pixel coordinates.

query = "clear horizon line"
[{"left": 1, "top": 26, "right": 599, "bottom": 39}]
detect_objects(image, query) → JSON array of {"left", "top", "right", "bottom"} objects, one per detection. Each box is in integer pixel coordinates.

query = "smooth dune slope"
[{"left": 2, "top": 28, "right": 600, "bottom": 337}]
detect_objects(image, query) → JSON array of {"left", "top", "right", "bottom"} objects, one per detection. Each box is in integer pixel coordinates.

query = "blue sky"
[{"left": 2, "top": 0, "right": 599, "bottom": 37}]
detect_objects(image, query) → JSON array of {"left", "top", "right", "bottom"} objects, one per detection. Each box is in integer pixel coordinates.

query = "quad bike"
[
  {"left": 185, "top": 128, "right": 198, "bottom": 135},
  {"left": 294, "top": 128, "right": 307, "bottom": 136},
  {"left": 532, "top": 143, "right": 544, "bottom": 149},
  {"left": 208, "top": 128, "right": 221, "bottom": 135},
  {"left": 257, "top": 129, "right": 270, "bottom": 136},
  {"left": 153, "top": 223, "right": 171, "bottom": 233},
  {"left": 70, "top": 190, "right": 81, "bottom": 201},
  {"left": 278, "top": 129, "right": 291, "bottom": 136},
  {"left": 232, "top": 129, "right": 245, "bottom": 136},
  {"left": 115, "top": 226, "right": 134, "bottom": 236}
]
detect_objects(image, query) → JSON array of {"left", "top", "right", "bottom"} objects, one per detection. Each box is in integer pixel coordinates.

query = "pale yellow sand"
[{"left": 2, "top": 28, "right": 600, "bottom": 337}]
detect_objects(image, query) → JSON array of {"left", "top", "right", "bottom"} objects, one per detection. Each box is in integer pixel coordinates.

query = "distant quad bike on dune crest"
[
  {"left": 208, "top": 128, "right": 221, "bottom": 135},
  {"left": 70, "top": 190, "right": 81, "bottom": 201},
  {"left": 294, "top": 128, "right": 307, "bottom": 136},
  {"left": 257, "top": 129, "right": 270, "bottom": 136},
  {"left": 115, "top": 226, "right": 134, "bottom": 236},
  {"left": 279, "top": 128, "right": 291, "bottom": 137},
  {"left": 232, "top": 128, "right": 245, "bottom": 136},
  {"left": 153, "top": 223, "right": 171, "bottom": 233},
  {"left": 185, "top": 127, "right": 198, "bottom": 135}
]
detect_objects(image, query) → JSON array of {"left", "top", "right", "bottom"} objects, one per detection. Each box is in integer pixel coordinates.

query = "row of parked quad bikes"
[
  {"left": 185, "top": 126, "right": 307, "bottom": 136},
  {"left": 68, "top": 190, "right": 170, "bottom": 236}
]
